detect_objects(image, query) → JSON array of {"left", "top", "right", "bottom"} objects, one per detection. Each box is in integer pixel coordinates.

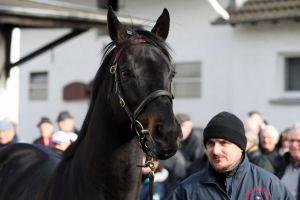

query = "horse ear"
[
  {"left": 151, "top": 8, "right": 170, "bottom": 40},
  {"left": 107, "top": 6, "right": 128, "bottom": 43}
]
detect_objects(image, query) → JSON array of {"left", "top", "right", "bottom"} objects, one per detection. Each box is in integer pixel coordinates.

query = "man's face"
[
  {"left": 205, "top": 138, "right": 243, "bottom": 173},
  {"left": 260, "top": 130, "right": 278, "bottom": 152},
  {"left": 0, "top": 130, "right": 15, "bottom": 144},
  {"left": 39, "top": 122, "right": 54, "bottom": 137},
  {"left": 289, "top": 128, "right": 300, "bottom": 163},
  {"left": 58, "top": 118, "right": 74, "bottom": 132},
  {"left": 181, "top": 121, "right": 193, "bottom": 140}
]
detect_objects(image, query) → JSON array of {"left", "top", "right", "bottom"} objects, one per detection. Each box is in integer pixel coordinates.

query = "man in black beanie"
[{"left": 168, "top": 111, "right": 294, "bottom": 199}]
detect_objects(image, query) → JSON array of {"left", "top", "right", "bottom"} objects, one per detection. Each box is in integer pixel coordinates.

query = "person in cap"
[
  {"left": 176, "top": 113, "right": 205, "bottom": 175},
  {"left": 0, "top": 118, "right": 18, "bottom": 149},
  {"left": 33, "top": 117, "right": 54, "bottom": 146},
  {"left": 57, "top": 111, "right": 80, "bottom": 135},
  {"left": 168, "top": 111, "right": 294, "bottom": 199},
  {"left": 160, "top": 113, "right": 205, "bottom": 195}
]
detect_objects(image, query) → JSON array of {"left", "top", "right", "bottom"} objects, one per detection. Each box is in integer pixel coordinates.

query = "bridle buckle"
[{"left": 110, "top": 64, "right": 117, "bottom": 74}]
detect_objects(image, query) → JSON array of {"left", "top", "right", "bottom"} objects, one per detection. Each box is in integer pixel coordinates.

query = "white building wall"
[
  {"left": 0, "top": 29, "right": 20, "bottom": 125},
  {"left": 230, "top": 23, "right": 300, "bottom": 129},
  {"left": 18, "top": 0, "right": 300, "bottom": 142},
  {"left": 19, "top": 28, "right": 110, "bottom": 142}
]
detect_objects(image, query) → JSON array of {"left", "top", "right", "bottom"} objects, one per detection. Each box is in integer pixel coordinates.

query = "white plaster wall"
[
  {"left": 19, "top": 28, "right": 110, "bottom": 142},
  {"left": 230, "top": 22, "right": 300, "bottom": 130},
  {"left": 0, "top": 29, "right": 20, "bottom": 125}
]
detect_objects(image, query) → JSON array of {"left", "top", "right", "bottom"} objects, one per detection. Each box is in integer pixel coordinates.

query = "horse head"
[{"left": 106, "top": 8, "right": 181, "bottom": 160}]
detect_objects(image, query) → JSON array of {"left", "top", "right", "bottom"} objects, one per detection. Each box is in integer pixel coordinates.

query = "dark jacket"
[
  {"left": 180, "top": 130, "right": 204, "bottom": 171},
  {"left": 161, "top": 130, "right": 204, "bottom": 195},
  {"left": 262, "top": 148, "right": 283, "bottom": 174},
  {"left": 247, "top": 149, "right": 274, "bottom": 173},
  {"left": 276, "top": 152, "right": 300, "bottom": 200},
  {"left": 168, "top": 154, "right": 294, "bottom": 200},
  {"left": 161, "top": 130, "right": 204, "bottom": 178}
]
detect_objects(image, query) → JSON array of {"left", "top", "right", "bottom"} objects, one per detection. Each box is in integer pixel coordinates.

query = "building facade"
[{"left": 16, "top": 0, "right": 300, "bottom": 142}]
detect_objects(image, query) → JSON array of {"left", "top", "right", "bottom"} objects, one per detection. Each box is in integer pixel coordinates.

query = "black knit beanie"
[{"left": 203, "top": 111, "right": 246, "bottom": 151}]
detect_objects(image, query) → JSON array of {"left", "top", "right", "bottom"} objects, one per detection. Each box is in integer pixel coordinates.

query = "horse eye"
[{"left": 120, "top": 70, "right": 130, "bottom": 78}]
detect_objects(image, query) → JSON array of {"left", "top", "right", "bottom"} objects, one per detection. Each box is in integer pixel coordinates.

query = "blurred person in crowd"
[
  {"left": 175, "top": 113, "right": 205, "bottom": 173},
  {"left": 260, "top": 125, "right": 283, "bottom": 173},
  {"left": 248, "top": 111, "right": 265, "bottom": 126},
  {"left": 277, "top": 125, "right": 300, "bottom": 199},
  {"left": 244, "top": 111, "right": 266, "bottom": 135},
  {"left": 245, "top": 130, "right": 274, "bottom": 173},
  {"left": 244, "top": 117, "right": 261, "bottom": 135},
  {"left": 160, "top": 113, "right": 204, "bottom": 194},
  {"left": 0, "top": 118, "right": 18, "bottom": 148},
  {"left": 140, "top": 157, "right": 169, "bottom": 200},
  {"left": 168, "top": 112, "right": 293, "bottom": 200},
  {"left": 33, "top": 117, "right": 54, "bottom": 146},
  {"left": 57, "top": 111, "right": 80, "bottom": 135},
  {"left": 51, "top": 130, "right": 77, "bottom": 151},
  {"left": 277, "top": 128, "right": 290, "bottom": 156}
]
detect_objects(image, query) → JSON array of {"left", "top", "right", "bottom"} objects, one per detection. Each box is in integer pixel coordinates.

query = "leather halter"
[{"left": 109, "top": 37, "right": 173, "bottom": 200}]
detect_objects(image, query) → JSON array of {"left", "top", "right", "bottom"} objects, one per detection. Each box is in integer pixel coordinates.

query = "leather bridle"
[{"left": 109, "top": 38, "right": 173, "bottom": 200}]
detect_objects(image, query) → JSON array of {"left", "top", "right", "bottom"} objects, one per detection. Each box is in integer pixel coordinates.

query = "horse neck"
[{"left": 74, "top": 82, "right": 143, "bottom": 199}]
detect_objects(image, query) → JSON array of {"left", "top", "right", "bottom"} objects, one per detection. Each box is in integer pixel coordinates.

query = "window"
[
  {"left": 173, "top": 62, "right": 201, "bottom": 98},
  {"left": 270, "top": 54, "right": 300, "bottom": 104},
  {"left": 29, "top": 72, "right": 48, "bottom": 100},
  {"left": 285, "top": 57, "right": 300, "bottom": 91}
]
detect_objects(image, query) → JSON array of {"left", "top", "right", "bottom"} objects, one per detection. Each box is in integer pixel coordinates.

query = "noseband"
[{"left": 109, "top": 37, "right": 173, "bottom": 200}]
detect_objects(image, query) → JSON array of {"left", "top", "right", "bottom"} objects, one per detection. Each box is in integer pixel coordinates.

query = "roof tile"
[{"left": 214, "top": 0, "right": 300, "bottom": 25}]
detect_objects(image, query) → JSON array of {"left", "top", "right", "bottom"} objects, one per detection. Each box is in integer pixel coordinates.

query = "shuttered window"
[
  {"left": 29, "top": 72, "right": 48, "bottom": 100},
  {"left": 285, "top": 57, "right": 300, "bottom": 91},
  {"left": 173, "top": 62, "right": 201, "bottom": 98}
]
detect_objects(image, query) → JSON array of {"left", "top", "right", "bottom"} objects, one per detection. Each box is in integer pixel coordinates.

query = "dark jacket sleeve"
[
  {"left": 167, "top": 184, "right": 187, "bottom": 200},
  {"left": 160, "top": 151, "right": 187, "bottom": 179}
]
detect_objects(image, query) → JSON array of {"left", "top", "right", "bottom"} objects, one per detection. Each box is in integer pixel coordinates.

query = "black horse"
[{"left": 0, "top": 8, "right": 181, "bottom": 200}]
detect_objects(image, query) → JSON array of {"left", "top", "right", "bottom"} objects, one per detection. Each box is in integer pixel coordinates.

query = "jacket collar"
[{"left": 202, "top": 153, "right": 250, "bottom": 184}]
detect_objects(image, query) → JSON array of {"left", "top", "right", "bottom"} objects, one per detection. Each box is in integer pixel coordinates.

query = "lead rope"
[
  {"left": 134, "top": 121, "right": 155, "bottom": 200},
  {"left": 137, "top": 155, "right": 155, "bottom": 200}
]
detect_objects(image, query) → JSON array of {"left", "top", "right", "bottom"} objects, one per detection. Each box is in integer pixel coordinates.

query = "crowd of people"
[
  {"left": 0, "top": 110, "right": 299, "bottom": 199},
  {"left": 0, "top": 110, "right": 78, "bottom": 152},
  {"left": 144, "top": 111, "right": 300, "bottom": 200}
]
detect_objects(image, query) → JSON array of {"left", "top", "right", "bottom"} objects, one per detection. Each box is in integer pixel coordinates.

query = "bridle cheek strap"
[
  {"left": 133, "top": 90, "right": 173, "bottom": 120},
  {"left": 110, "top": 63, "right": 173, "bottom": 128}
]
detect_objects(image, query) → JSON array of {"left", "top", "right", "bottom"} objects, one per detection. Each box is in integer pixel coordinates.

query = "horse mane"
[
  {"left": 62, "top": 47, "right": 115, "bottom": 160},
  {"left": 62, "top": 28, "right": 174, "bottom": 160}
]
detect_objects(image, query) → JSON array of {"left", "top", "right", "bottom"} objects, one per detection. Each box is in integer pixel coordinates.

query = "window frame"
[
  {"left": 172, "top": 61, "right": 201, "bottom": 98},
  {"left": 270, "top": 53, "right": 300, "bottom": 104},
  {"left": 29, "top": 71, "right": 48, "bottom": 101}
]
